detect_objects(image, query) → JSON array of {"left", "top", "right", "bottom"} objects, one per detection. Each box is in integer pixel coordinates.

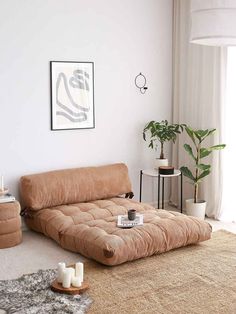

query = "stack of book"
[
  {"left": 117, "top": 214, "right": 143, "bottom": 228},
  {"left": 0, "top": 193, "right": 15, "bottom": 204}
]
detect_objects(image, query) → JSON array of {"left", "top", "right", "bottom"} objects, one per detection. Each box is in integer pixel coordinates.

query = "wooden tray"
[{"left": 51, "top": 279, "right": 89, "bottom": 295}]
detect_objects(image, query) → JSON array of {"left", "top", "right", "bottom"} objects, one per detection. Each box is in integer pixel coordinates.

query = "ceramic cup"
[{"left": 128, "top": 209, "right": 136, "bottom": 221}]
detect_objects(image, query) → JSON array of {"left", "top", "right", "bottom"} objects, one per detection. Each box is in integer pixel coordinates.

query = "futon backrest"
[{"left": 20, "top": 163, "right": 132, "bottom": 211}]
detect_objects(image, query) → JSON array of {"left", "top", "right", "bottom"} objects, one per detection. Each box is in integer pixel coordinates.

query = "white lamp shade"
[{"left": 190, "top": 0, "right": 236, "bottom": 46}]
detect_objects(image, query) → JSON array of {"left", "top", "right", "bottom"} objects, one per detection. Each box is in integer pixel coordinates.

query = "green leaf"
[
  {"left": 199, "top": 144, "right": 226, "bottom": 158},
  {"left": 183, "top": 144, "right": 196, "bottom": 161},
  {"left": 201, "top": 129, "right": 216, "bottom": 142},
  {"left": 196, "top": 129, "right": 209, "bottom": 139},
  {"left": 143, "top": 120, "right": 185, "bottom": 150},
  {"left": 197, "top": 164, "right": 211, "bottom": 171},
  {"left": 209, "top": 144, "right": 226, "bottom": 150},
  {"left": 193, "top": 130, "right": 202, "bottom": 142},
  {"left": 148, "top": 140, "right": 154, "bottom": 149},
  {"left": 200, "top": 148, "right": 212, "bottom": 158},
  {"left": 180, "top": 166, "right": 195, "bottom": 182},
  {"left": 185, "top": 126, "right": 196, "bottom": 144},
  {"left": 197, "top": 169, "right": 210, "bottom": 181},
  {"left": 206, "top": 129, "right": 216, "bottom": 137}
]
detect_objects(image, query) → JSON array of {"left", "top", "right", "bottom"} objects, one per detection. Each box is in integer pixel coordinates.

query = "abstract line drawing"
[
  {"left": 56, "top": 73, "right": 88, "bottom": 123},
  {"left": 50, "top": 61, "right": 94, "bottom": 130}
]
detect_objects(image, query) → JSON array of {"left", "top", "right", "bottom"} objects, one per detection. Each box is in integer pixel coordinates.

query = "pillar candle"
[
  {"left": 1, "top": 175, "right": 3, "bottom": 191},
  {"left": 75, "top": 262, "right": 84, "bottom": 282},
  {"left": 71, "top": 276, "right": 82, "bottom": 288},
  {"left": 62, "top": 268, "right": 72, "bottom": 288},
  {"left": 57, "top": 262, "right": 66, "bottom": 283},
  {"left": 67, "top": 267, "right": 75, "bottom": 278}
]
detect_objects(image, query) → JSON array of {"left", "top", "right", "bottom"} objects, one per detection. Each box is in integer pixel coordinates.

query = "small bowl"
[{"left": 0, "top": 188, "right": 9, "bottom": 196}]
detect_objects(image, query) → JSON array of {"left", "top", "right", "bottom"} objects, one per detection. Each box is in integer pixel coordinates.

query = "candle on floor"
[
  {"left": 71, "top": 276, "right": 82, "bottom": 288},
  {"left": 67, "top": 267, "right": 75, "bottom": 278},
  {"left": 57, "top": 262, "right": 66, "bottom": 283},
  {"left": 75, "top": 262, "right": 84, "bottom": 282},
  {"left": 62, "top": 268, "right": 72, "bottom": 288},
  {"left": 0, "top": 175, "right": 3, "bottom": 191}
]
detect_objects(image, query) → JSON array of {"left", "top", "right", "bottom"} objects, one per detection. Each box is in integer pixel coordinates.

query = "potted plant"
[
  {"left": 180, "top": 126, "right": 226, "bottom": 219},
  {"left": 143, "top": 120, "right": 184, "bottom": 169}
]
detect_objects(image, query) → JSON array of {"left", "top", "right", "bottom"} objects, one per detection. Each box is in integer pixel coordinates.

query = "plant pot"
[
  {"left": 154, "top": 158, "right": 168, "bottom": 170},
  {"left": 185, "top": 199, "right": 206, "bottom": 220}
]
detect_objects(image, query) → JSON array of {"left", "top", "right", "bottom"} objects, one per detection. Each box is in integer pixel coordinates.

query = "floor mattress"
[{"left": 25, "top": 197, "right": 212, "bottom": 265}]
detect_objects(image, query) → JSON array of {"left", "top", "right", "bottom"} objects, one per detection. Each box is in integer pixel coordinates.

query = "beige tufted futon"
[{"left": 20, "top": 163, "right": 212, "bottom": 266}]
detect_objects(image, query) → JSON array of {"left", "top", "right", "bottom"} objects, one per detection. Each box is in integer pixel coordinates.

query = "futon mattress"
[{"left": 25, "top": 197, "right": 212, "bottom": 265}]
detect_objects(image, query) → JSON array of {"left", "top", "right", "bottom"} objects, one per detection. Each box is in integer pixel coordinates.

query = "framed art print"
[{"left": 50, "top": 61, "right": 95, "bottom": 130}]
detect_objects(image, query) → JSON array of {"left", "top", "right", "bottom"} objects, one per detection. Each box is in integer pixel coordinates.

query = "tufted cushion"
[
  {"left": 25, "top": 198, "right": 212, "bottom": 265},
  {"left": 20, "top": 163, "right": 132, "bottom": 211},
  {"left": 0, "top": 201, "right": 22, "bottom": 249}
]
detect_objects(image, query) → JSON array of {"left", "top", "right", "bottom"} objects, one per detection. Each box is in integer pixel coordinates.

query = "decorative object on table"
[
  {"left": 127, "top": 209, "right": 136, "bottom": 220},
  {"left": 117, "top": 214, "right": 143, "bottom": 228},
  {"left": 0, "top": 175, "right": 4, "bottom": 192},
  {"left": 52, "top": 262, "right": 89, "bottom": 295},
  {"left": 158, "top": 166, "right": 174, "bottom": 175},
  {"left": 0, "top": 201, "right": 22, "bottom": 249},
  {"left": 180, "top": 126, "right": 226, "bottom": 219},
  {"left": 0, "top": 188, "right": 9, "bottom": 196},
  {"left": 0, "top": 193, "right": 15, "bottom": 203},
  {"left": 50, "top": 61, "right": 95, "bottom": 131},
  {"left": 0, "top": 176, "right": 15, "bottom": 202},
  {"left": 135, "top": 72, "right": 148, "bottom": 94},
  {"left": 143, "top": 120, "right": 185, "bottom": 169},
  {"left": 0, "top": 269, "right": 92, "bottom": 314},
  {"left": 139, "top": 169, "right": 183, "bottom": 212},
  {"left": 0, "top": 175, "right": 9, "bottom": 198}
]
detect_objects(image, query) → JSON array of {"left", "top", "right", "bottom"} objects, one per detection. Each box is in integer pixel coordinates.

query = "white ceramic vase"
[
  {"left": 154, "top": 158, "right": 168, "bottom": 170},
  {"left": 185, "top": 199, "right": 206, "bottom": 220}
]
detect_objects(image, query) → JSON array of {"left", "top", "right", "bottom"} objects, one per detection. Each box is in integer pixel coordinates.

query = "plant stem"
[
  {"left": 160, "top": 142, "right": 164, "bottom": 159},
  {"left": 194, "top": 184, "right": 198, "bottom": 203},
  {"left": 194, "top": 143, "right": 200, "bottom": 203}
]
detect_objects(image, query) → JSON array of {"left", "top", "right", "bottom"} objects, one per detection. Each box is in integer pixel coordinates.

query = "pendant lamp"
[{"left": 190, "top": 0, "right": 236, "bottom": 46}]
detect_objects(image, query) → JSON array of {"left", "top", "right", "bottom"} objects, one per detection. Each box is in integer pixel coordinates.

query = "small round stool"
[{"left": 0, "top": 201, "right": 22, "bottom": 249}]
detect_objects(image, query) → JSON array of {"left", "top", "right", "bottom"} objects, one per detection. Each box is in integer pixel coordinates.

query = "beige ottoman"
[{"left": 0, "top": 201, "right": 22, "bottom": 249}]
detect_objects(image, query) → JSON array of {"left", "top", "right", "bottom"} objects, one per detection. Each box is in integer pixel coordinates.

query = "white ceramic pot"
[
  {"left": 185, "top": 199, "right": 206, "bottom": 220},
  {"left": 154, "top": 158, "right": 168, "bottom": 170}
]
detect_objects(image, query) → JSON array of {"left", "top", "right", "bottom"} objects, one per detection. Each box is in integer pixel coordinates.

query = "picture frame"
[{"left": 50, "top": 61, "right": 95, "bottom": 130}]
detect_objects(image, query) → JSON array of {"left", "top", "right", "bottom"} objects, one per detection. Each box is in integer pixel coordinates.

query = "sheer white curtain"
[
  {"left": 220, "top": 47, "right": 236, "bottom": 222},
  {"left": 171, "top": 0, "right": 227, "bottom": 219}
]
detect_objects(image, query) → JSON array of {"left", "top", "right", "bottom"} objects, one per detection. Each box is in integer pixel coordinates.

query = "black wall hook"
[{"left": 135, "top": 72, "right": 148, "bottom": 94}]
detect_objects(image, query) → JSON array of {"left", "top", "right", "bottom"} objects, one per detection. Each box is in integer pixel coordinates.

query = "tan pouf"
[{"left": 0, "top": 201, "right": 22, "bottom": 248}]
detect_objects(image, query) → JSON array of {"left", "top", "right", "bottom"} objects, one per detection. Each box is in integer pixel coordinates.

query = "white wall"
[{"left": 0, "top": 0, "right": 173, "bottom": 204}]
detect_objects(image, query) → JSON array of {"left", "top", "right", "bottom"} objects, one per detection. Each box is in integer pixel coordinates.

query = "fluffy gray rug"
[{"left": 0, "top": 269, "right": 92, "bottom": 314}]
